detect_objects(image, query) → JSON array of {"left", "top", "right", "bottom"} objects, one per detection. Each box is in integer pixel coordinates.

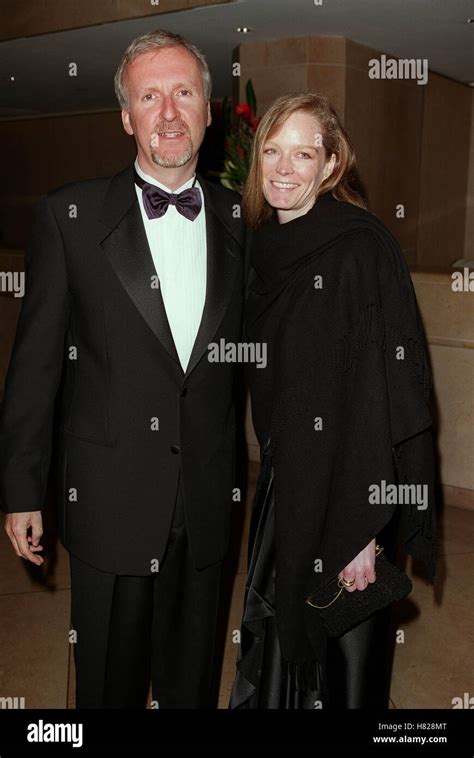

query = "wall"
[
  {"left": 464, "top": 89, "right": 474, "bottom": 259},
  {"left": 417, "top": 74, "right": 472, "bottom": 267},
  {"left": 0, "top": 111, "right": 135, "bottom": 249}
]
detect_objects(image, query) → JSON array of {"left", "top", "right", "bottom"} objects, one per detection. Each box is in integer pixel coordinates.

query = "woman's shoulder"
[{"left": 320, "top": 200, "right": 408, "bottom": 280}]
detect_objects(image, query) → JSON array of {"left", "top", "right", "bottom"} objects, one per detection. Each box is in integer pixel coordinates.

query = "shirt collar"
[{"left": 134, "top": 157, "right": 199, "bottom": 194}]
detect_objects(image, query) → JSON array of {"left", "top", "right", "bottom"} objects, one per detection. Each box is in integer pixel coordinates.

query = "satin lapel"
[
  {"left": 184, "top": 176, "right": 241, "bottom": 379},
  {"left": 99, "top": 162, "right": 182, "bottom": 372}
]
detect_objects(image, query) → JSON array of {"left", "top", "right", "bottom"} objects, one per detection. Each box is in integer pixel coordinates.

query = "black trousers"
[{"left": 69, "top": 473, "right": 222, "bottom": 708}]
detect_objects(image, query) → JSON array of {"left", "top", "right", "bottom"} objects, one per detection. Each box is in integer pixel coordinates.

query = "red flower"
[
  {"left": 236, "top": 103, "right": 253, "bottom": 120},
  {"left": 236, "top": 103, "right": 260, "bottom": 131}
]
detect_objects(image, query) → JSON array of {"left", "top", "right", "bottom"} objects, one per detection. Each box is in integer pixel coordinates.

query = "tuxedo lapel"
[
  {"left": 100, "top": 162, "right": 181, "bottom": 371},
  {"left": 99, "top": 162, "right": 241, "bottom": 380},
  {"left": 185, "top": 173, "right": 241, "bottom": 379}
]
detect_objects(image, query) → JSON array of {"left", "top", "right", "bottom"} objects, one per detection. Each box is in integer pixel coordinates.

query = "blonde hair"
[
  {"left": 242, "top": 93, "right": 367, "bottom": 227},
  {"left": 114, "top": 29, "right": 212, "bottom": 109}
]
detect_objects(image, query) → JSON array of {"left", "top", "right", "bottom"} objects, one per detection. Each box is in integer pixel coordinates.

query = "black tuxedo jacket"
[{"left": 0, "top": 161, "right": 245, "bottom": 574}]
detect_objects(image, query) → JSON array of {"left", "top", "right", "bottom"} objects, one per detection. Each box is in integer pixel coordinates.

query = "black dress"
[{"left": 228, "top": 438, "right": 400, "bottom": 709}]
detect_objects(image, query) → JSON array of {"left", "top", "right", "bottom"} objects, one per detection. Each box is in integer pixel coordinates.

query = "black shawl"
[{"left": 244, "top": 191, "right": 438, "bottom": 687}]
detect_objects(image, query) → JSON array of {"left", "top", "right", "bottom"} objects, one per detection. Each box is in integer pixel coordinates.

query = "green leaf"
[{"left": 245, "top": 79, "right": 257, "bottom": 115}]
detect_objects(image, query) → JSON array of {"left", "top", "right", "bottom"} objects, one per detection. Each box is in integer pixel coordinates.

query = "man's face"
[{"left": 121, "top": 46, "right": 211, "bottom": 171}]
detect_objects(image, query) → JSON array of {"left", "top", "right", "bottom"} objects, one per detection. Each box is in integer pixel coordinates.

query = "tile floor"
[{"left": 0, "top": 461, "right": 472, "bottom": 710}]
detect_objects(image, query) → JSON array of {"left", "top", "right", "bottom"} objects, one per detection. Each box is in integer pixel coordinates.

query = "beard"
[{"left": 150, "top": 131, "right": 194, "bottom": 168}]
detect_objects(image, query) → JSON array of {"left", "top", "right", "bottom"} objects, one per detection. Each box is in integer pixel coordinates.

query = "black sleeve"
[{"left": 0, "top": 195, "right": 70, "bottom": 513}]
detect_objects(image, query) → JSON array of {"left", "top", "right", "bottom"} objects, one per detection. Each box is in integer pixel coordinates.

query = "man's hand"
[
  {"left": 4, "top": 511, "right": 44, "bottom": 565},
  {"left": 338, "top": 537, "right": 376, "bottom": 592}
]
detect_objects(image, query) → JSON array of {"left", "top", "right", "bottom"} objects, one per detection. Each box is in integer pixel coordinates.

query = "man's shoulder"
[
  {"left": 41, "top": 163, "right": 133, "bottom": 224},
  {"left": 200, "top": 176, "right": 240, "bottom": 202},
  {"left": 199, "top": 176, "right": 244, "bottom": 242},
  {"left": 45, "top": 171, "right": 115, "bottom": 205}
]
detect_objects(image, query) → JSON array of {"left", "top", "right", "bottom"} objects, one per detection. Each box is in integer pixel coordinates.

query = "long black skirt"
[{"left": 228, "top": 446, "right": 399, "bottom": 709}]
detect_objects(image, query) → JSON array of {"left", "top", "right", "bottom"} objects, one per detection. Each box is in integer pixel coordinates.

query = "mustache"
[{"left": 153, "top": 122, "right": 189, "bottom": 134}]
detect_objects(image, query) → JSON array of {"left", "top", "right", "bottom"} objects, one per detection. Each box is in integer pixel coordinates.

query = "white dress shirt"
[{"left": 134, "top": 157, "right": 207, "bottom": 372}]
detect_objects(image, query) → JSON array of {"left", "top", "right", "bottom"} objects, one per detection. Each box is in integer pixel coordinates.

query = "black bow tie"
[{"left": 133, "top": 168, "right": 202, "bottom": 221}]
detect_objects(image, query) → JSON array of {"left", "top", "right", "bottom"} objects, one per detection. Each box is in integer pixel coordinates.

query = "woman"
[{"left": 229, "top": 93, "right": 438, "bottom": 709}]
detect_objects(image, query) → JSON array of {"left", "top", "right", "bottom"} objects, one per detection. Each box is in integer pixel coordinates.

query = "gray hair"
[{"left": 114, "top": 29, "right": 212, "bottom": 109}]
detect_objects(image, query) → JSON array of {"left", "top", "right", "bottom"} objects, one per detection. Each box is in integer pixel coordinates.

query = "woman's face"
[{"left": 261, "top": 110, "right": 336, "bottom": 223}]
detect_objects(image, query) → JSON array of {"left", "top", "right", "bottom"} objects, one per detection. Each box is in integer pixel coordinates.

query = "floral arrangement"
[{"left": 220, "top": 79, "right": 260, "bottom": 193}]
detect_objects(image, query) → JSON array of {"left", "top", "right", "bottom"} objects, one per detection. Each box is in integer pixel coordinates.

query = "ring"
[{"left": 341, "top": 577, "right": 355, "bottom": 588}]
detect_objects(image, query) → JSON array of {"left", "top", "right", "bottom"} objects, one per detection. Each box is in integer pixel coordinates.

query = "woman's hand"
[{"left": 338, "top": 538, "right": 376, "bottom": 592}]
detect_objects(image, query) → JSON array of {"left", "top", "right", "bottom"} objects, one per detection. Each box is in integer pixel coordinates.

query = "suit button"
[
  {"left": 181, "top": 387, "right": 188, "bottom": 397},
  {"left": 170, "top": 444, "right": 180, "bottom": 454}
]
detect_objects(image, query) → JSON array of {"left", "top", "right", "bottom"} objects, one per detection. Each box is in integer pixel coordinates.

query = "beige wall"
[
  {"left": 236, "top": 37, "right": 346, "bottom": 122},
  {"left": 412, "top": 271, "right": 474, "bottom": 503},
  {"left": 417, "top": 74, "right": 472, "bottom": 268},
  {"left": 344, "top": 39, "right": 423, "bottom": 265},
  {"left": 464, "top": 89, "right": 474, "bottom": 259}
]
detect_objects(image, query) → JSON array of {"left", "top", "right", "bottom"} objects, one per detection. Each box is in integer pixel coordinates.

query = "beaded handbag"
[{"left": 305, "top": 545, "right": 413, "bottom": 637}]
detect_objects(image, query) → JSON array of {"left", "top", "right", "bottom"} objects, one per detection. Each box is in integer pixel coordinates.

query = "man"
[{"left": 0, "top": 30, "right": 245, "bottom": 708}]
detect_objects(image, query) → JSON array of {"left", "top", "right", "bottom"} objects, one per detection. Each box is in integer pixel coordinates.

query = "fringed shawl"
[{"left": 244, "top": 191, "right": 438, "bottom": 687}]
